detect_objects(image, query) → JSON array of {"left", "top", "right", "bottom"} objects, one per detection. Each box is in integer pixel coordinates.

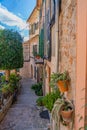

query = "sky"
[{"left": 0, "top": 0, "right": 36, "bottom": 41}]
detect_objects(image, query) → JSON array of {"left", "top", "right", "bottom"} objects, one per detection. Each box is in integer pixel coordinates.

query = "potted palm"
[{"left": 50, "top": 71, "right": 70, "bottom": 92}]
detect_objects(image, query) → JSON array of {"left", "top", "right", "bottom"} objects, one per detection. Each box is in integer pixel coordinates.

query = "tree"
[{"left": 0, "top": 29, "right": 23, "bottom": 80}]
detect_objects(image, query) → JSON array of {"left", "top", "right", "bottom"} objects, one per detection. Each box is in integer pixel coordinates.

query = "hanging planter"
[
  {"left": 60, "top": 101, "right": 74, "bottom": 123},
  {"left": 50, "top": 71, "right": 70, "bottom": 92},
  {"left": 61, "top": 108, "right": 73, "bottom": 122},
  {"left": 51, "top": 99, "right": 74, "bottom": 128},
  {"left": 57, "top": 80, "right": 69, "bottom": 92},
  {"left": 35, "top": 55, "right": 41, "bottom": 59}
]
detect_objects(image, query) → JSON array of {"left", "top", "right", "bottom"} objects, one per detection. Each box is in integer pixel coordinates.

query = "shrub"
[
  {"left": 50, "top": 71, "right": 70, "bottom": 89},
  {"left": 31, "top": 84, "right": 39, "bottom": 90},
  {"left": 43, "top": 90, "right": 61, "bottom": 112},
  {"left": 0, "top": 84, "right": 9, "bottom": 94},
  {"left": 36, "top": 97, "right": 44, "bottom": 106},
  {"left": 31, "top": 82, "right": 43, "bottom": 96},
  {"left": 1, "top": 75, "right": 6, "bottom": 83},
  {"left": 0, "top": 73, "right": 20, "bottom": 96},
  {"left": 35, "top": 89, "right": 43, "bottom": 96},
  {"left": 31, "top": 82, "right": 42, "bottom": 90},
  {"left": 9, "top": 73, "right": 19, "bottom": 88}
]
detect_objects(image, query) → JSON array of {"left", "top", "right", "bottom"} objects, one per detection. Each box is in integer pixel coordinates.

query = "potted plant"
[
  {"left": 50, "top": 71, "right": 70, "bottom": 92},
  {"left": 60, "top": 101, "right": 74, "bottom": 123},
  {"left": 35, "top": 53, "right": 41, "bottom": 59},
  {"left": 33, "top": 50, "right": 41, "bottom": 59}
]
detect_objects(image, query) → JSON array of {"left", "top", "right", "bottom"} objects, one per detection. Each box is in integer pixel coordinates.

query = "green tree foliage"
[{"left": 0, "top": 29, "right": 23, "bottom": 70}]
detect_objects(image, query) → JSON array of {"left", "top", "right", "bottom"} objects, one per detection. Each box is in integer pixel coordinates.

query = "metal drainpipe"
[{"left": 56, "top": 0, "right": 60, "bottom": 72}]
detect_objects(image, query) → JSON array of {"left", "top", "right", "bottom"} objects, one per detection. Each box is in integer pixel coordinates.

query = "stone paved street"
[{"left": 0, "top": 78, "right": 49, "bottom": 130}]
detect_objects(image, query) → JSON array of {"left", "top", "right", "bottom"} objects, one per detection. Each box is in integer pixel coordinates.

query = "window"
[
  {"left": 33, "top": 45, "right": 37, "bottom": 56},
  {"left": 35, "top": 22, "right": 39, "bottom": 30},
  {"left": 29, "top": 22, "right": 39, "bottom": 35}
]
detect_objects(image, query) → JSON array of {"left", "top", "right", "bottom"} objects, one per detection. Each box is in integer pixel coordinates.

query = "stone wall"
[
  {"left": 59, "top": 0, "right": 76, "bottom": 101},
  {"left": 0, "top": 96, "right": 13, "bottom": 122},
  {"left": 20, "top": 62, "right": 30, "bottom": 78}
]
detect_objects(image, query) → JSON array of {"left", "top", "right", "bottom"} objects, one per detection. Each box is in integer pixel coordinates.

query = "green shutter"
[{"left": 39, "top": 28, "right": 44, "bottom": 58}]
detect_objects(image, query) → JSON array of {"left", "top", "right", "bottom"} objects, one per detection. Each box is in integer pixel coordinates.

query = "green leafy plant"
[
  {"left": 50, "top": 71, "right": 70, "bottom": 88},
  {"left": 1, "top": 75, "right": 6, "bottom": 83},
  {"left": 35, "top": 89, "right": 43, "bottom": 96},
  {"left": 43, "top": 90, "right": 61, "bottom": 112},
  {"left": 31, "top": 82, "right": 43, "bottom": 96},
  {"left": 36, "top": 97, "right": 44, "bottom": 106},
  {"left": 33, "top": 50, "right": 40, "bottom": 57},
  {"left": 61, "top": 101, "right": 73, "bottom": 111},
  {"left": 9, "top": 73, "right": 19, "bottom": 88},
  {"left": 0, "top": 73, "right": 20, "bottom": 96},
  {"left": 0, "top": 84, "right": 9, "bottom": 94}
]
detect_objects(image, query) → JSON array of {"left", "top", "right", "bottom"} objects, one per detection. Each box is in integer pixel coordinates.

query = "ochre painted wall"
[{"left": 75, "top": 0, "right": 87, "bottom": 129}]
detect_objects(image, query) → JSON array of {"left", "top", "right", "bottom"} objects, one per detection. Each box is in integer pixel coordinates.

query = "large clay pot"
[{"left": 57, "top": 80, "right": 69, "bottom": 92}]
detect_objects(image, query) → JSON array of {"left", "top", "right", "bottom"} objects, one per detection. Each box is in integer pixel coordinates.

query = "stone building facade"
[
  {"left": 59, "top": 0, "right": 76, "bottom": 101},
  {"left": 53, "top": 0, "right": 76, "bottom": 129},
  {"left": 38, "top": 0, "right": 76, "bottom": 129},
  {"left": 27, "top": 5, "right": 39, "bottom": 80},
  {"left": 26, "top": 0, "right": 87, "bottom": 129},
  {"left": 42, "top": 0, "right": 76, "bottom": 99},
  {"left": 20, "top": 41, "right": 30, "bottom": 78}
]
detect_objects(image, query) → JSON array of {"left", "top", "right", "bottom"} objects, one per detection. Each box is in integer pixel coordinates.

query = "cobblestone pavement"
[{"left": 0, "top": 78, "right": 50, "bottom": 130}]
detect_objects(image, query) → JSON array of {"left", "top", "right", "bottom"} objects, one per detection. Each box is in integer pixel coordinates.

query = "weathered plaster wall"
[
  {"left": 59, "top": 0, "right": 76, "bottom": 101},
  {"left": 0, "top": 96, "right": 13, "bottom": 122}
]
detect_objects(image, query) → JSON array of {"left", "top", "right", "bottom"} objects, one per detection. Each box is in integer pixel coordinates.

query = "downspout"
[{"left": 56, "top": 0, "right": 60, "bottom": 72}]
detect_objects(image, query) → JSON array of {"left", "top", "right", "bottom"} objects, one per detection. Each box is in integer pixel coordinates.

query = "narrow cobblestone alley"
[{"left": 0, "top": 78, "right": 49, "bottom": 130}]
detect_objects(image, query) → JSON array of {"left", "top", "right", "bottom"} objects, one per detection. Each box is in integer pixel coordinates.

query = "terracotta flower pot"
[
  {"left": 57, "top": 80, "right": 69, "bottom": 92},
  {"left": 61, "top": 109, "right": 73, "bottom": 122},
  {"left": 36, "top": 55, "right": 40, "bottom": 59}
]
